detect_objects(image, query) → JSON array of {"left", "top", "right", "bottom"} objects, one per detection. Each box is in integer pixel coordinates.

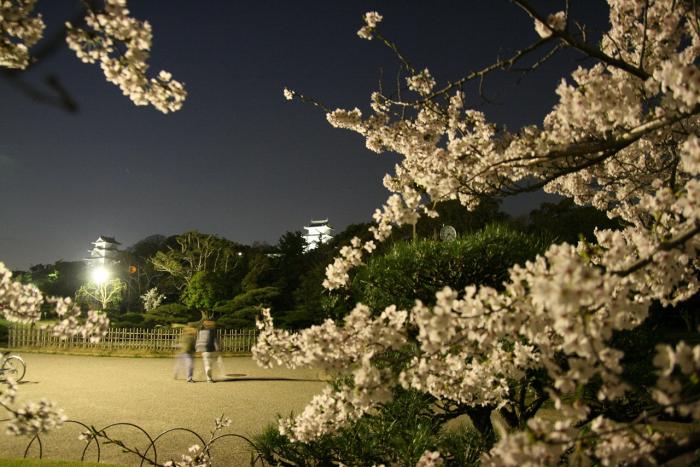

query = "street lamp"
[{"left": 90, "top": 265, "right": 110, "bottom": 284}]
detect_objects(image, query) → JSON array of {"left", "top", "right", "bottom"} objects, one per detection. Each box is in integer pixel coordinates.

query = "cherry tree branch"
[{"left": 512, "top": 0, "right": 651, "bottom": 80}]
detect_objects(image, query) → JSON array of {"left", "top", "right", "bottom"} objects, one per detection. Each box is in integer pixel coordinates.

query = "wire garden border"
[{"left": 0, "top": 417, "right": 267, "bottom": 466}]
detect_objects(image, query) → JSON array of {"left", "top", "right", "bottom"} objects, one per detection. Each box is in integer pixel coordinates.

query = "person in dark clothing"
[
  {"left": 174, "top": 324, "right": 197, "bottom": 382},
  {"left": 195, "top": 319, "right": 223, "bottom": 382}
]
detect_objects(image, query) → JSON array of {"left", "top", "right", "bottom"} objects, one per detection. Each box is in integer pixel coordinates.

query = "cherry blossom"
[
  {"left": 65, "top": 0, "right": 186, "bottom": 113},
  {"left": 0, "top": 0, "right": 44, "bottom": 69},
  {"left": 534, "top": 11, "right": 566, "bottom": 39},
  {"left": 357, "top": 11, "right": 382, "bottom": 40},
  {"left": 266, "top": 1, "right": 700, "bottom": 463},
  {"left": 0, "top": 0, "right": 186, "bottom": 113}
]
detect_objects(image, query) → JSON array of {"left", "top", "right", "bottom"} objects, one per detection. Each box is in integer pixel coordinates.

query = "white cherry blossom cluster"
[
  {"left": 654, "top": 59, "right": 700, "bottom": 113},
  {"left": 681, "top": 135, "right": 700, "bottom": 174},
  {"left": 82, "top": 309, "right": 110, "bottom": 343},
  {"left": 253, "top": 305, "right": 407, "bottom": 370},
  {"left": 534, "top": 11, "right": 566, "bottom": 39},
  {"left": 269, "top": 1, "right": 700, "bottom": 463},
  {"left": 278, "top": 381, "right": 392, "bottom": 442},
  {"left": 323, "top": 191, "right": 421, "bottom": 290},
  {"left": 0, "top": 0, "right": 186, "bottom": 112},
  {"left": 322, "top": 236, "right": 366, "bottom": 290},
  {"left": 357, "top": 11, "right": 382, "bottom": 40},
  {"left": 416, "top": 450, "right": 443, "bottom": 467},
  {"left": 0, "top": 373, "right": 17, "bottom": 406},
  {"left": 5, "top": 398, "right": 66, "bottom": 437},
  {"left": 652, "top": 342, "right": 700, "bottom": 419},
  {"left": 48, "top": 296, "right": 81, "bottom": 337},
  {"left": 0, "top": 0, "right": 44, "bottom": 69},
  {"left": 140, "top": 287, "right": 165, "bottom": 312},
  {"left": 0, "top": 264, "right": 110, "bottom": 442},
  {"left": 65, "top": 0, "right": 186, "bottom": 113},
  {"left": 253, "top": 305, "right": 406, "bottom": 441},
  {"left": 484, "top": 418, "right": 575, "bottom": 466},
  {"left": 485, "top": 413, "right": 668, "bottom": 466},
  {"left": 0, "top": 262, "right": 42, "bottom": 323},
  {"left": 406, "top": 69, "right": 436, "bottom": 96},
  {"left": 44, "top": 296, "right": 110, "bottom": 342},
  {"left": 603, "top": 0, "right": 684, "bottom": 69},
  {"left": 0, "top": 363, "right": 67, "bottom": 444},
  {"left": 588, "top": 416, "right": 667, "bottom": 466},
  {"left": 0, "top": 263, "right": 109, "bottom": 341},
  {"left": 162, "top": 444, "right": 210, "bottom": 467}
]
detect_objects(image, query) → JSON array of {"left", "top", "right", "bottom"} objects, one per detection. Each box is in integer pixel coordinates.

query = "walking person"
[
  {"left": 195, "top": 319, "right": 220, "bottom": 383},
  {"left": 174, "top": 324, "right": 197, "bottom": 383}
]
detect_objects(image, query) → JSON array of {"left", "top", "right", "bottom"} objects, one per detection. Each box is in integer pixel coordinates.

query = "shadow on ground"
[{"left": 216, "top": 375, "right": 321, "bottom": 383}]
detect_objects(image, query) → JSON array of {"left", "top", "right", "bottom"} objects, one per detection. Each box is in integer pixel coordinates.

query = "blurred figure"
[
  {"left": 195, "top": 319, "right": 224, "bottom": 382},
  {"left": 174, "top": 323, "right": 197, "bottom": 383}
]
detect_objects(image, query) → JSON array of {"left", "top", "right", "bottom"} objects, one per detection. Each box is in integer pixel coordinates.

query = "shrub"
[
  {"left": 0, "top": 318, "right": 9, "bottom": 346},
  {"left": 215, "top": 316, "right": 256, "bottom": 329},
  {"left": 253, "top": 388, "right": 490, "bottom": 466},
  {"left": 215, "top": 306, "right": 261, "bottom": 329},
  {"left": 109, "top": 312, "right": 147, "bottom": 328},
  {"left": 254, "top": 225, "right": 545, "bottom": 465},
  {"left": 143, "top": 303, "right": 199, "bottom": 326},
  {"left": 353, "top": 223, "right": 549, "bottom": 310},
  {"left": 216, "top": 286, "right": 280, "bottom": 311},
  {"left": 278, "top": 308, "right": 321, "bottom": 329},
  {"left": 213, "top": 287, "right": 280, "bottom": 328}
]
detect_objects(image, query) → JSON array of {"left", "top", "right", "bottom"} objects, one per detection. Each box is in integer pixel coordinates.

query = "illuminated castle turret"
[
  {"left": 86, "top": 236, "right": 121, "bottom": 266},
  {"left": 303, "top": 219, "right": 333, "bottom": 252},
  {"left": 84, "top": 236, "right": 121, "bottom": 284}
]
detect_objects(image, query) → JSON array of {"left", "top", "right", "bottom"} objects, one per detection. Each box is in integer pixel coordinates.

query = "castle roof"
[{"left": 93, "top": 235, "right": 121, "bottom": 245}]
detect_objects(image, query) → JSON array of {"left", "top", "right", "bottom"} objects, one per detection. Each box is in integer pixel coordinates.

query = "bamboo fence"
[{"left": 8, "top": 326, "right": 257, "bottom": 354}]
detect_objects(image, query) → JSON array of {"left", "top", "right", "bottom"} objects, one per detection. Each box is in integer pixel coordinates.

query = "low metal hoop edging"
[
  {"left": 146, "top": 426, "right": 207, "bottom": 463},
  {"left": 65, "top": 419, "right": 102, "bottom": 462},
  {"left": 98, "top": 421, "right": 158, "bottom": 467},
  {"left": 23, "top": 433, "right": 43, "bottom": 459},
  {"left": 209, "top": 432, "right": 264, "bottom": 465}
]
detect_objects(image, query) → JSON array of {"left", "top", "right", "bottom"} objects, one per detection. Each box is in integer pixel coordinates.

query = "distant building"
[
  {"left": 85, "top": 236, "right": 121, "bottom": 266},
  {"left": 303, "top": 219, "right": 333, "bottom": 252}
]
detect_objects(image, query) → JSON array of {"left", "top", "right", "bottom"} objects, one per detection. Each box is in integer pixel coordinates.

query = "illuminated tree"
[
  {"left": 75, "top": 277, "right": 126, "bottom": 311},
  {"left": 150, "top": 231, "right": 242, "bottom": 291},
  {"left": 140, "top": 287, "right": 165, "bottom": 312}
]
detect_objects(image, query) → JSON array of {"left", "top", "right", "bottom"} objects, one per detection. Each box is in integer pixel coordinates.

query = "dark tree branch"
[
  {"left": 512, "top": 0, "right": 651, "bottom": 80},
  {"left": 611, "top": 223, "right": 700, "bottom": 276},
  {"left": 634, "top": 431, "right": 700, "bottom": 466}
]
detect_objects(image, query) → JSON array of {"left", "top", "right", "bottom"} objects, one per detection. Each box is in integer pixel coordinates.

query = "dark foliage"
[
  {"left": 254, "top": 388, "right": 489, "bottom": 466},
  {"left": 109, "top": 311, "right": 148, "bottom": 328},
  {"left": 525, "top": 198, "right": 622, "bottom": 244},
  {"left": 213, "top": 287, "right": 280, "bottom": 328},
  {"left": 143, "top": 303, "right": 199, "bottom": 326},
  {"left": 353, "top": 224, "right": 550, "bottom": 311}
]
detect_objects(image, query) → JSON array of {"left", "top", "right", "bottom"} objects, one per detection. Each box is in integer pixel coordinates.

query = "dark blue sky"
[{"left": 0, "top": 1, "right": 608, "bottom": 270}]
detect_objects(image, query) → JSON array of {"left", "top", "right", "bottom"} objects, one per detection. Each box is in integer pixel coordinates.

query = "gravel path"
[{"left": 0, "top": 353, "right": 325, "bottom": 466}]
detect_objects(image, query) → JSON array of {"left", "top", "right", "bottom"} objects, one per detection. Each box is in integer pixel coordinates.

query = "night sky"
[{"left": 0, "top": 1, "right": 609, "bottom": 270}]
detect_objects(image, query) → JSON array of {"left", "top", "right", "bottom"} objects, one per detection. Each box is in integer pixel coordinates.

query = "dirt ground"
[{"left": 0, "top": 353, "right": 325, "bottom": 466}]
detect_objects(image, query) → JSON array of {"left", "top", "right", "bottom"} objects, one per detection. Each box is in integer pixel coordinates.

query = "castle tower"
[
  {"left": 302, "top": 219, "right": 333, "bottom": 252},
  {"left": 86, "top": 236, "right": 121, "bottom": 266}
]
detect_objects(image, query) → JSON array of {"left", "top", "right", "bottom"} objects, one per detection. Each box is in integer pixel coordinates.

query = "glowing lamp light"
[{"left": 91, "top": 266, "right": 110, "bottom": 284}]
